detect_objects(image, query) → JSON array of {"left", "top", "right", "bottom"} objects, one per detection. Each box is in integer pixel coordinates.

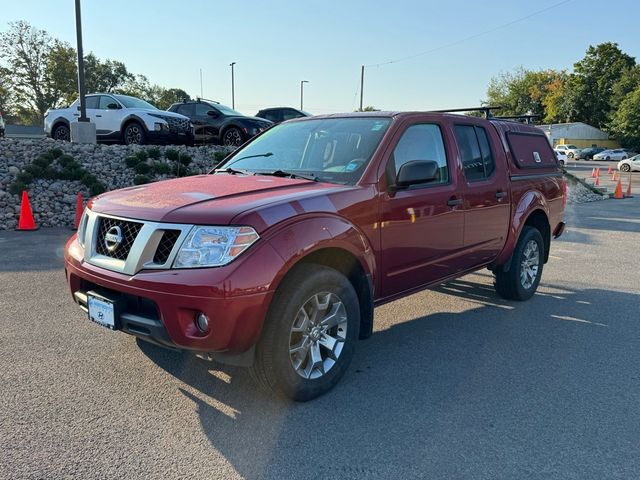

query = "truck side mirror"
[{"left": 394, "top": 160, "right": 439, "bottom": 189}]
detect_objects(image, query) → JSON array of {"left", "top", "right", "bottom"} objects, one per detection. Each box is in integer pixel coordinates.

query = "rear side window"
[
  {"left": 506, "top": 132, "right": 556, "bottom": 169},
  {"left": 262, "top": 110, "right": 281, "bottom": 123},
  {"left": 175, "top": 104, "right": 193, "bottom": 116},
  {"left": 85, "top": 96, "right": 99, "bottom": 109},
  {"left": 455, "top": 125, "right": 495, "bottom": 181},
  {"left": 390, "top": 123, "right": 449, "bottom": 186}
]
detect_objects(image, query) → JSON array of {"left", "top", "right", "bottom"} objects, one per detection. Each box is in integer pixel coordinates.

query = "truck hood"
[{"left": 89, "top": 174, "right": 348, "bottom": 228}]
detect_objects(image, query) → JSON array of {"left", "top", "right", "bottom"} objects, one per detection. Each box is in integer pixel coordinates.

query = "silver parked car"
[{"left": 593, "top": 149, "right": 630, "bottom": 161}]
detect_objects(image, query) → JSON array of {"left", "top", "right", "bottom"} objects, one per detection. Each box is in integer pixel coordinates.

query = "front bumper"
[{"left": 64, "top": 235, "right": 283, "bottom": 353}]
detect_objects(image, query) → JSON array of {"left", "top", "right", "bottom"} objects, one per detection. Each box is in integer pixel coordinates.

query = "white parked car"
[
  {"left": 618, "top": 154, "right": 640, "bottom": 172},
  {"left": 556, "top": 150, "right": 568, "bottom": 166},
  {"left": 593, "top": 149, "right": 630, "bottom": 161},
  {"left": 554, "top": 144, "right": 581, "bottom": 158},
  {"left": 44, "top": 93, "right": 194, "bottom": 145}
]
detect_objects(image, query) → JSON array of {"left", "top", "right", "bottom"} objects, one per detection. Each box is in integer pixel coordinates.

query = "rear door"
[
  {"left": 453, "top": 121, "right": 510, "bottom": 266},
  {"left": 379, "top": 115, "right": 466, "bottom": 298}
]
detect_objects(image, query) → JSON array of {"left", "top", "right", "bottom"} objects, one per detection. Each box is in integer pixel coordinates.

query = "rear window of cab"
[{"left": 505, "top": 132, "right": 557, "bottom": 169}]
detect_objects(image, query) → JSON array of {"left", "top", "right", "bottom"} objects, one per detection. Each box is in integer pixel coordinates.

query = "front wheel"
[
  {"left": 222, "top": 127, "right": 244, "bottom": 147},
  {"left": 123, "top": 122, "right": 146, "bottom": 145},
  {"left": 621, "top": 163, "right": 631, "bottom": 172},
  {"left": 52, "top": 124, "right": 70, "bottom": 141},
  {"left": 494, "top": 226, "right": 544, "bottom": 301},
  {"left": 250, "top": 265, "right": 360, "bottom": 401}
]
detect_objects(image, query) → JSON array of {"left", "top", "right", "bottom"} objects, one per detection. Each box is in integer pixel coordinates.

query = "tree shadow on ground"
[{"left": 138, "top": 279, "right": 640, "bottom": 480}]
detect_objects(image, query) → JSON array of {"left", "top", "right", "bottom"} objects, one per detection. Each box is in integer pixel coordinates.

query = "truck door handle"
[
  {"left": 73, "top": 113, "right": 79, "bottom": 116},
  {"left": 495, "top": 191, "right": 507, "bottom": 199},
  {"left": 447, "top": 198, "right": 463, "bottom": 207}
]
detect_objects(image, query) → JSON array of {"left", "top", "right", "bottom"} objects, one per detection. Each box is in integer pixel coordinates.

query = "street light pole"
[
  {"left": 74, "top": 0, "right": 88, "bottom": 123},
  {"left": 230, "top": 62, "right": 236, "bottom": 109},
  {"left": 300, "top": 80, "right": 309, "bottom": 110},
  {"left": 359, "top": 65, "right": 364, "bottom": 112}
]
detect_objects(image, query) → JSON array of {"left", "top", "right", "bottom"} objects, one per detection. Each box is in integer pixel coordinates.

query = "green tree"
[
  {"left": 45, "top": 40, "right": 78, "bottom": 106},
  {"left": 564, "top": 42, "right": 635, "bottom": 128},
  {"left": 84, "top": 53, "right": 132, "bottom": 93},
  {"left": 609, "top": 86, "right": 640, "bottom": 152},
  {"left": 611, "top": 64, "right": 640, "bottom": 110}
]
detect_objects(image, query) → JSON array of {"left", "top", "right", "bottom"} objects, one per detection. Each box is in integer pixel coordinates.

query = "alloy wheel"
[
  {"left": 223, "top": 129, "right": 242, "bottom": 146},
  {"left": 125, "top": 125, "right": 143, "bottom": 144},
  {"left": 54, "top": 126, "right": 70, "bottom": 141},
  {"left": 289, "top": 292, "right": 348, "bottom": 380},
  {"left": 520, "top": 240, "right": 540, "bottom": 290}
]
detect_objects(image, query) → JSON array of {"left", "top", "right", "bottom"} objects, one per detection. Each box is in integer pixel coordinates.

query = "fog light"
[{"left": 196, "top": 312, "right": 209, "bottom": 332}]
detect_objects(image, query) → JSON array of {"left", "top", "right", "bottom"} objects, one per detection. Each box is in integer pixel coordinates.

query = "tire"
[
  {"left": 621, "top": 163, "right": 631, "bottom": 172},
  {"left": 559, "top": 160, "right": 565, "bottom": 166},
  {"left": 123, "top": 122, "right": 146, "bottom": 145},
  {"left": 568, "top": 152, "right": 574, "bottom": 158},
  {"left": 605, "top": 156, "right": 611, "bottom": 161},
  {"left": 494, "top": 226, "right": 545, "bottom": 301},
  {"left": 222, "top": 127, "right": 244, "bottom": 147},
  {"left": 52, "top": 123, "right": 70, "bottom": 141},
  {"left": 621, "top": 155, "right": 628, "bottom": 160},
  {"left": 250, "top": 264, "right": 360, "bottom": 401}
]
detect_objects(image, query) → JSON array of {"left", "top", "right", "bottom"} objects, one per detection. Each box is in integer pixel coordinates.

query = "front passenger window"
[{"left": 390, "top": 124, "right": 449, "bottom": 186}]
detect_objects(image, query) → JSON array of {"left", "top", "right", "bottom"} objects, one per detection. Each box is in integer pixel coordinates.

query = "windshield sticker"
[{"left": 371, "top": 122, "right": 385, "bottom": 131}]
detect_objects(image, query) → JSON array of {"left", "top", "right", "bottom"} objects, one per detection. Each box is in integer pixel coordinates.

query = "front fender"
[
  {"left": 264, "top": 215, "right": 376, "bottom": 295},
  {"left": 494, "top": 189, "right": 549, "bottom": 267}
]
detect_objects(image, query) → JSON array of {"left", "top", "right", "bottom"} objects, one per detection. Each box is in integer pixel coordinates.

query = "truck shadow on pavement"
[{"left": 137, "top": 278, "right": 640, "bottom": 479}]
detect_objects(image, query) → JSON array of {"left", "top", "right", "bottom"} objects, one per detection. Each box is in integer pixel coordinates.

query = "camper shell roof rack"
[{"left": 430, "top": 106, "right": 502, "bottom": 119}]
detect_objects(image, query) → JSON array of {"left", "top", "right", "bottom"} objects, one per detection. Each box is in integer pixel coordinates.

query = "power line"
[{"left": 365, "top": 0, "right": 573, "bottom": 68}]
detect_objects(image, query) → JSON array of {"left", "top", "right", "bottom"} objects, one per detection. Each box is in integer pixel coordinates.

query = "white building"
[{"left": 536, "top": 122, "right": 619, "bottom": 149}]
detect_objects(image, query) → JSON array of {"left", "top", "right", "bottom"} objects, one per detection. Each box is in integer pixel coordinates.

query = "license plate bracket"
[{"left": 87, "top": 291, "right": 119, "bottom": 330}]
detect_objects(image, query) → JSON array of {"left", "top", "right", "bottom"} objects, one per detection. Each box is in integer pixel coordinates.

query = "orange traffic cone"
[
  {"left": 594, "top": 176, "right": 600, "bottom": 187},
  {"left": 625, "top": 173, "right": 634, "bottom": 198},
  {"left": 612, "top": 171, "right": 619, "bottom": 181},
  {"left": 591, "top": 168, "right": 596, "bottom": 178},
  {"left": 595, "top": 167, "right": 601, "bottom": 177},
  {"left": 613, "top": 179, "right": 624, "bottom": 199},
  {"left": 73, "top": 192, "right": 84, "bottom": 230},
  {"left": 607, "top": 167, "right": 613, "bottom": 174},
  {"left": 16, "top": 191, "right": 38, "bottom": 231}
]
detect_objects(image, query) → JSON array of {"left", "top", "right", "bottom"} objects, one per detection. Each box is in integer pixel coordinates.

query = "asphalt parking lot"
[{"left": 1, "top": 194, "right": 640, "bottom": 479}]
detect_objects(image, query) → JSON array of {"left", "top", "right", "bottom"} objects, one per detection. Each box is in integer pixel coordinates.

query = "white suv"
[
  {"left": 44, "top": 93, "right": 194, "bottom": 145},
  {"left": 554, "top": 144, "right": 581, "bottom": 158}
]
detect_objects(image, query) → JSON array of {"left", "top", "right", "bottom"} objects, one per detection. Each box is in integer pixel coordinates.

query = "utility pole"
[
  {"left": 71, "top": 0, "right": 95, "bottom": 143},
  {"left": 359, "top": 65, "right": 364, "bottom": 112},
  {"left": 230, "top": 62, "right": 236, "bottom": 109},
  {"left": 300, "top": 80, "right": 309, "bottom": 110}
]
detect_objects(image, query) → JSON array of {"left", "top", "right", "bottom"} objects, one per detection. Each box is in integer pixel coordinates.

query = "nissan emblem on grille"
[{"left": 104, "top": 226, "right": 123, "bottom": 252}]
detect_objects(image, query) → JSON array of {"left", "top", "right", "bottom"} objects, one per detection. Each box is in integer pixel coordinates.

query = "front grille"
[
  {"left": 166, "top": 117, "right": 191, "bottom": 133},
  {"left": 95, "top": 216, "right": 143, "bottom": 261},
  {"left": 153, "top": 230, "right": 181, "bottom": 264}
]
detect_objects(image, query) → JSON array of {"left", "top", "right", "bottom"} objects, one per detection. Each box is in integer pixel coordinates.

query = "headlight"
[{"left": 173, "top": 226, "right": 259, "bottom": 268}]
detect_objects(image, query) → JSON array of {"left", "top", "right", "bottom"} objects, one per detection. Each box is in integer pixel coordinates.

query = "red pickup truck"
[{"left": 65, "top": 111, "right": 566, "bottom": 401}]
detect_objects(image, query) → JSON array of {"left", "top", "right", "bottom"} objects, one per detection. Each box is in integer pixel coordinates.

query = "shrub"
[
  {"left": 33, "top": 154, "right": 53, "bottom": 168},
  {"left": 42, "top": 166, "right": 59, "bottom": 180},
  {"left": 135, "top": 162, "right": 150, "bottom": 174},
  {"left": 24, "top": 164, "right": 44, "bottom": 177},
  {"left": 16, "top": 172, "right": 34, "bottom": 184},
  {"left": 125, "top": 155, "right": 140, "bottom": 168},
  {"left": 135, "top": 150, "right": 149, "bottom": 162},
  {"left": 60, "top": 166, "right": 83, "bottom": 181},
  {"left": 81, "top": 173, "right": 98, "bottom": 187},
  {"left": 179, "top": 152, "right": 192, "bottom": 166},
  {"left": 57, "top": 154, "right": 76, "bottom": 168},
  {"left": 152, "top": 162, "right": 170, "bottom": 175},
  {"left": 165, "top": 148, "right": 179, "bottom": 161},
  {"left": 89, "top": 182, "right": 107, "bottom": 196},
  {"left": 213, "top": 151, "right": 227, "bottom": 163},
  {"left": 9, "top": 181, "right": 27, "bottom": 195},
  {"left": 48, "top": 147, "right": 64, "bottom": 159},
  {"left": 133, "top": 175, "right": 150, "bottom": 185},
  {"left": 147, "top": 147, "right": 161, "bottom": 159}
]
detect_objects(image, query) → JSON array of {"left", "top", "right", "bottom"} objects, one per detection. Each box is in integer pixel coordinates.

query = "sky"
[{"left": 1, "top": 0, "right": 639, "bottom": 116}]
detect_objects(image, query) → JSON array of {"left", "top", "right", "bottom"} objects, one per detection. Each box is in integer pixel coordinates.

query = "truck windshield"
[{"left": 219, "top": 117, "right": 391, "bottom": 184}]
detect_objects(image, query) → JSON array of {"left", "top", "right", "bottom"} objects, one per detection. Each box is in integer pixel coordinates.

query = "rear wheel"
[
  {"left": 250, "top": 265, "right": 360, "bottom": 401},
  {"left": 605, "top": 156, "right": 611, "bottom": 161},
  {"left": 621, "top": 163, "right": 631, "bottom": 172},
  {"left": 494, "top": 226, "right": 544, "bottom": 301}
]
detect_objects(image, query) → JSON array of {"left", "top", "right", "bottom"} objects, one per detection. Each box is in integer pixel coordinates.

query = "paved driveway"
[{"left": 1, "top": 195, "right": 639, "bottom": 479}]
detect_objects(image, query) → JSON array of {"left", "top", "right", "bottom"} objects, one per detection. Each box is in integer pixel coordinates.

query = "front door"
[
  {"left": 379, "top": 118, "right": 466, "bottom": 298},
  {"left": 453, "top": 121, "right": 510, "bottom": 266}
]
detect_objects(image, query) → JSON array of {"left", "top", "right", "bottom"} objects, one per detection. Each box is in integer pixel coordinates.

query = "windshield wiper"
[
  {"left": 213, "top": 166, "right": 253, "bottom": 175},
  {"left": 230, "top": 152, "right": 273, "bottom": 162},
  {"left": 257, "top": 170, "right": 318, "bottom": 182}
]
